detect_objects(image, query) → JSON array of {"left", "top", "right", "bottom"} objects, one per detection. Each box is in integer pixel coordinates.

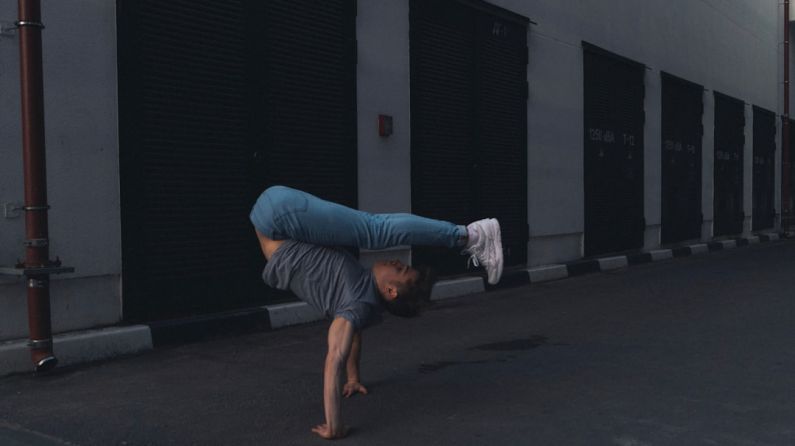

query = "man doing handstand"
[{"left": 250, "top": 185, "right": 503, "bottom": 439}]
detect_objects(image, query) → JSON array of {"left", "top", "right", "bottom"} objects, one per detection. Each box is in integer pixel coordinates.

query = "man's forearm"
[
  {"left": 346, "top": 332, "right": 362, "bottom": 383},
  {"left": 320, "top": 318, "right": 355, "bottom": 437},
  {"left": 323, "top": 351, "right": 345, "bottom": 432}
]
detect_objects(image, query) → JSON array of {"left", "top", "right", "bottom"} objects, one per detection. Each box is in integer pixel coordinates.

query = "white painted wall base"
[
  {"left": 644, "top": 225, "right": 662, "bottom": 251},
  {"left": 528, "top": 233, "right": 582, "bottom": 267},
  {"left": 0, "top": 275, "right": 121, "bottom": 342},
  {"left": 701, "top": 220, "right": 714, "bottom": 242},
  {"left": 0, "top": 325, "right": 151, "bottom": 377}
]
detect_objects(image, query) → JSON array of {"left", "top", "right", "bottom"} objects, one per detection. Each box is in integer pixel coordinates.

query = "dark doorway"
[
  {"left": 660, "top": 73, "right": 703, "bottom": 244},
  {"left": 410, "top": 0, "right": 529, "bottom": 276},
  {"left": 752, "top": 106, "right": 776, "bottom": 231},
  {"left": 713, "top": 92, "right": 745, "bottom": 237},
  {"left": 117, "top": 0, "right": 357, "bottom": 322},
  {"left": 583, "top": 43, "right": 645, "bottom": 256}
]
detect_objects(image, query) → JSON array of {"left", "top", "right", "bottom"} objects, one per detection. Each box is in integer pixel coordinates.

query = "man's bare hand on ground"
[
  {"left": 312, "top": 423, "right": 349, "bottom": 440},
  {"left": 342, "top": 381, "right": 368, "bottom": 398}
]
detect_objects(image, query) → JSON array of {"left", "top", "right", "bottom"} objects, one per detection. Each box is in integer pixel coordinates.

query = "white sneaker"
[{"left": 464, "top": 218, "right": 503, "bottom": 285}]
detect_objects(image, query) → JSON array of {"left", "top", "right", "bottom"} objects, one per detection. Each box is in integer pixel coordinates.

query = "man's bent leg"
[{"left": 250, "top": 186, "right": 466, "bottom": 249}]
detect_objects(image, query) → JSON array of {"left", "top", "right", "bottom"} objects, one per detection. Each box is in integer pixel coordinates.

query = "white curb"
[
  {"left": 0, "top": 325, "right": 153, "bottom": 377},
  {"left": 764, "top": 233, "right": 780, "bottom": 241},
  {"left": 648, "top": 249, "right": 673, "bottom": 261},
  {"left": 265, "top": 302, "right": 322, "bottom": 329},
  {"left": 689, "top": 244, "right": 709, "bottom": 255},
  {"left": 431, "top": 277, "right": 485, "bottom": 301},
  {"left": 527, "top": 265, "right": 568, "bottom": 283},
  {"left": 597, "top": 256, "right": 628, "bottom": 271},
  {"left": 717, "top": 239, "right": 737, "bottom": 249},
  {"left": 747, "top": 236, "right": 760, "bottom": 244}
]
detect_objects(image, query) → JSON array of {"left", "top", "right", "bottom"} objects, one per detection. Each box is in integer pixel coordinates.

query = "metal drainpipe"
[
  {"left": 15, "top": 0, "right": 70, "bottom": 372},
  {"left": 784, "top": 0, "right": 791, "bottom": 232}
]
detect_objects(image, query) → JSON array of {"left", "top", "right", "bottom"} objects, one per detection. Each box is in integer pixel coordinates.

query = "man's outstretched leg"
[{"left": 250, "top": 185, "right": 503, "bottom": 284}]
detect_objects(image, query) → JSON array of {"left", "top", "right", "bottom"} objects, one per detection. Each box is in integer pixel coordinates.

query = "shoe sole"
[{"left": 487, "top": 218, "right": 504, "bottom": 284}]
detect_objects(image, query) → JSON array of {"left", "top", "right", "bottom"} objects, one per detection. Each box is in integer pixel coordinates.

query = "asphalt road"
[{"left": 1, "top": 240, "right": 794, "bottom": 446}]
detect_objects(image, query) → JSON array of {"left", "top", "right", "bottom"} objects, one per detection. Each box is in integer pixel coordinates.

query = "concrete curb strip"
[
  {"left": 649, "top": 249, "right": 673, "bottom": 261},
  {"left": 527, "top": 265, "right": 568, "bottom": 283},
  {"left": 431, "top": 276, "right": 485, "bottom": 301},
  {"left": 0, "top": 233, "right": 786, "bottom": 377},
  {"left": 0, "top": 325, "right": 152, "bottom": 377},
  {"left": 265, "top": 302, "right": 322, "bottom": 329},
  {"left": 597, "top": 256, "right": 628, "bottom": 270}
]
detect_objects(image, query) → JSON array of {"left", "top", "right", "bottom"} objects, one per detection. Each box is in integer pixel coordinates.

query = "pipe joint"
[
  {"left": 27, "top": 338, "right": 52, "bottom": 349},
  {"left": 27, "top": 278, "right": 47, "bottom": 288},
  {"left": 14, "top": 20, "right": 44, "bottom": 29},
  {"left": 23, "top": 205, "right": 50, "bottom": 212},
  {"left": 24, "top": 238, "right": 48, "bottom": 248}
]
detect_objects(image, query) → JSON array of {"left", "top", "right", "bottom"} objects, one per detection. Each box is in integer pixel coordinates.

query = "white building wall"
[
  {"left": 702, "top": 92, "right": 716, "bottom": 240},
  {"left": 743, "top": 104, "right": 754, "bottom": 236},
  {"left": 356, "top": 0, "right": 413, "bottom": 268},
  {"left": 0, "top": 0, "right": 120, "bottom": 341},
  {"left": 491, "top": 0, "right": 779, "bottom": 264},
  {"left": 0, "top": 0, "right": 785, "bottom": 339},
  {"left": 355, "top": 1, "right": 781, "bottom": 267}
]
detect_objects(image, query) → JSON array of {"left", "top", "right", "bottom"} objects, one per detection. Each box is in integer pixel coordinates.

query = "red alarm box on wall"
[{"left": 378, "top": 114, "right": 393, "bottom": 137}]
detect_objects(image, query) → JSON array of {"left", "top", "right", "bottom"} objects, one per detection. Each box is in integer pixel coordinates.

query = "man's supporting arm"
[
  {"left": 343, "top": 331, "right": 368, "bottom": 398},
  {"left": 312, "top": 317, "right": 355, "bottom": 439}
]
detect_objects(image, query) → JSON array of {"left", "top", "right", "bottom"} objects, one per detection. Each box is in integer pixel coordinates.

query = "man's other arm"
[
  {"left": 343, "top": 331, "right": 368, "bottom": 397},
  {"left": 312, "top": 317, "right": 355, "bottom": 439}
]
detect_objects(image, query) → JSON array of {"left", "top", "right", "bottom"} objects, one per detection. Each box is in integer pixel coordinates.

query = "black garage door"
[
  {"left": 789, "top": 119, "right": 795, "bottom": 224},
  {"left": 752, "top": 106, "right": 776, "bottom": 231},
  {"left": 661, "top": 73, "right": 703, "bottom": 244},
  {"left": 583, "top": 43, "right": 645, "bottom": 256},
  {"left": 410, "top": 0, "right": 529, "bottom": 276},
  {"left": 713, "top": 92, "right": 745, "bottom": 237},
  {"left": 118, "top": 0, "right": 357, "bottom": 322}
]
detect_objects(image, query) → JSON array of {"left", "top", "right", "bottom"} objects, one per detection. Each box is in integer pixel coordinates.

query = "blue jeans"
[{"left": 250, "top": 186, "right": 467, "bottom": 249}]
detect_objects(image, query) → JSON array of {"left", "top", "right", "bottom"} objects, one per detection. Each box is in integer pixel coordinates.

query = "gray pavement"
[{"left": 1, "top": 240, "right": 795, "bottom": 446}]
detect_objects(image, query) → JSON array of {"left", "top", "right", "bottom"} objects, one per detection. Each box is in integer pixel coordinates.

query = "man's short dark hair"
[{"left": 384, "top": 266, "right": 436, "bottom": 318}]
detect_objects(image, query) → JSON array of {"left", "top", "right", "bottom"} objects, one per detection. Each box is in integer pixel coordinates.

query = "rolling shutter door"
[
  {"left": 713, "top": 92, "right": 745, "bottom": 237},
  {"left": 475, "top": 11, "right": 529, "bottom": 268},
  {"left": 410, "top": 2, "right": 477, "bottom": 276},
  {"left": 583, "top": 44, "right": 645, "bottom": 256},
  {"left": 752, "top": 106, "right": 776, "bottom": 231},
  {"left": 410, "top": 0, "right": 528, "bottom": 276},
  {"left": 251, "top": 0, "right": 358, "bottom": 207},
  {"left": 118, "top": 0, "right": 260, "bottom": 322},
  {"left": 118, "top": 0, "right": 357, "bottom": 321},
  {"left": 661, "top": 73, "right": 703, "bottom": 244}
]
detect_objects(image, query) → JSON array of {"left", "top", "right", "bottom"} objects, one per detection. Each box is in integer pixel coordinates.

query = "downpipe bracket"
[
  {"left": 0, "top": 264, "right": 74, "bottom": 277},
  {"left": 14, "top": 20, "right": 44, "bottom": 29},
  {"left": 27, "top": 338, "right": 52, "bottom": 349},
  {"left": 24, "top": 238, "right": 48, "bottom": 248}
]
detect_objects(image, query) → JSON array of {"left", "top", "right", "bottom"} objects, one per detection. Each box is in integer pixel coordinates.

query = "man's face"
[{"left": 376, "top": 259, "right": 419, "bottom": 293}]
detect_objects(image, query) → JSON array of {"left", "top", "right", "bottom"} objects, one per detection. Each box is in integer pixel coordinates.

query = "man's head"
[{"left": 372, "top": 259, "right": 436, "bottom": 317}]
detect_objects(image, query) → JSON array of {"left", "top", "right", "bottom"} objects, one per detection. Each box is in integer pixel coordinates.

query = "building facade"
[{"left": 0, "top": 0, "right": 789, "bottom": 340}]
